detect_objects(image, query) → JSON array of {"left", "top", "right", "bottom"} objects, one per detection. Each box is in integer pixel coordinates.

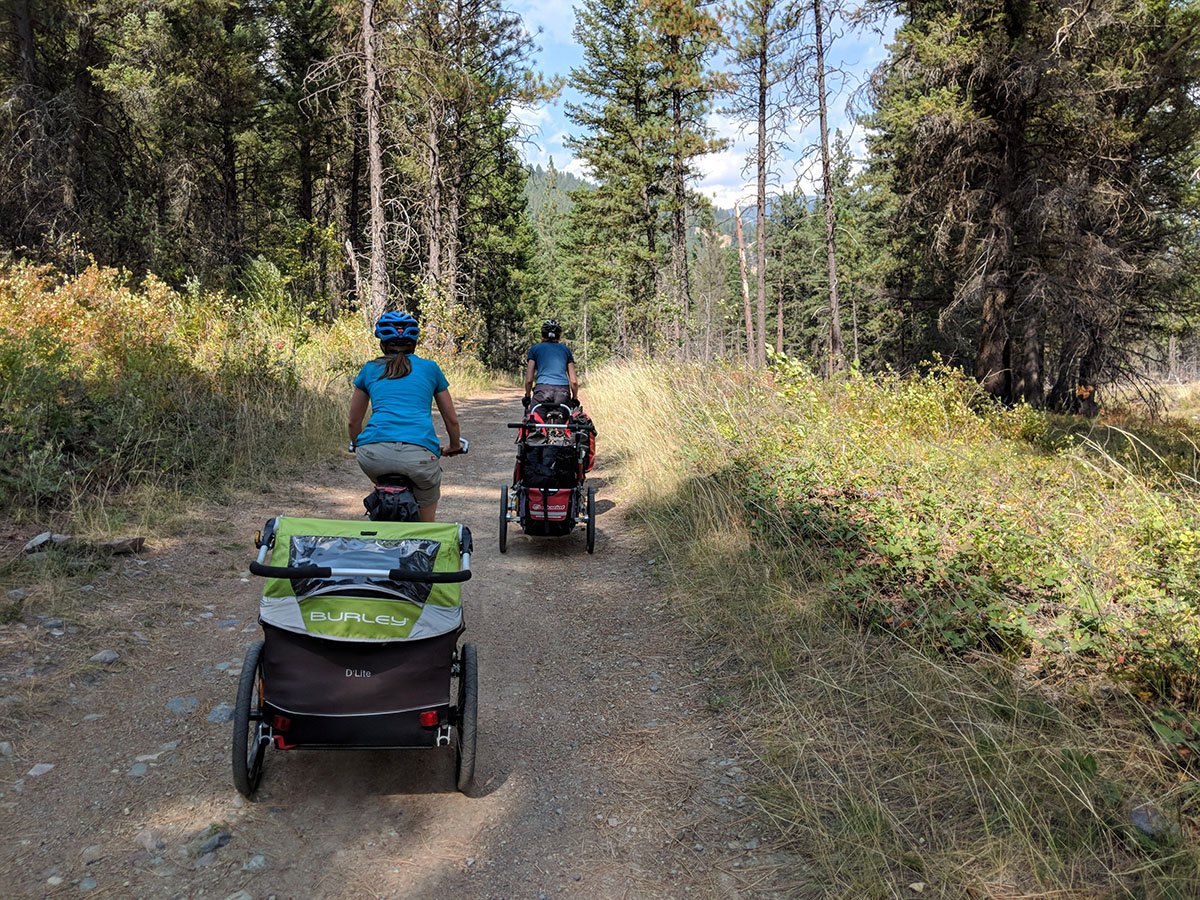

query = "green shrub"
[
  {"left": 587, "top": 359, "right": 1200, "bottom": 707},
  {"left": 588, "top": 360, "right": 1200, "bottom": 896},
  {"left": 0, "top": 263, "right": 347, "bottom": 516}
]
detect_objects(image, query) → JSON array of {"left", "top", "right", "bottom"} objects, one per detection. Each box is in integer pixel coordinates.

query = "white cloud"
[
  {"left": 510, "top": 102, "right": 552, "bottom": 133},
  {"left": 697, "top": 113, "right": 813, "bottom": 208},
  {"left": 518, "top": 142, "right": 551, "bottom": 169},
  {"left": 506, "top": 5, "right": 897, "bottom": 202},
  {"left": 507, "top": 0, "right": 578, "bottom": 47},
  {"left": 561, "top": 156, "right": 592, "bottom": 180},
  {"left": 696, "top": 93, "right": 881, "bottom": 207},
  {"left": 509, "top": 100, "right": 561, "bottom": 168}
]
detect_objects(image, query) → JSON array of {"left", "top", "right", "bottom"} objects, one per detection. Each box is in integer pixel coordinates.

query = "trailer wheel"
[
  {"left": 586, "top": 486, "right": 596, "bottom": 554},
  {"left": 232, "top": 640, "right": 266, "bottom": 798},
  {"left": 499, "top": 486, "right": 509, "bottom": 554},
  {"left": 455, "top": 643, "right": 478, "bottom": 793}
]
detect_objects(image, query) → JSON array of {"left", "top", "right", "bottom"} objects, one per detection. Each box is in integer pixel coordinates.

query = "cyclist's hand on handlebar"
[{"left": 442, "top": 438, "right": 469, "bottom": 457}]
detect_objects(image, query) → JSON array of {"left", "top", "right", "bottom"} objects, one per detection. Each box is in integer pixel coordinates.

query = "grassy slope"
[
  {"left": 0, "top": 263, "right": 495, "bottom": 622},
  {"left": 586, "top": 361, "right": 1200, "bottom": 900}
]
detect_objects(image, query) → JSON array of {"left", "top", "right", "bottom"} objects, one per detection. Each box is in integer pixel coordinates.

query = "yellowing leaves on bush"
[
  {"left": 0, "top": 265, "right": 180, "bottom": 374},
  {"left": 0, "top": 262, "right": 349, "bottom": 509}
]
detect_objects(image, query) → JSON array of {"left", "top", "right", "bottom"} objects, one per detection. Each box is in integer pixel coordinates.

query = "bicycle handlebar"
[{"left": 249, "top": 562, "right": 471, "bottom": 583}]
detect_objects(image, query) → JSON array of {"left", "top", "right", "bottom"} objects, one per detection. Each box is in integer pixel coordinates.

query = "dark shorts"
[{"left": 532, "top": 384, "right": 572, "bottom": 407}]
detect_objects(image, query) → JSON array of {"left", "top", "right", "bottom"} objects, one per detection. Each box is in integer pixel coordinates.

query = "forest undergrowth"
[
  {"left": 0, "top": 262, "right": 490, "bottom": 536},
  {"left": 588, "top": 361, "right": 1200, "bottom": 899}
]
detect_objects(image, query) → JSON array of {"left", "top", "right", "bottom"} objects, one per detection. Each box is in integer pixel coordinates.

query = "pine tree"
[
  {"left": 645, "top": 0, "right": 726, "bottom": 352},
  {"left": 724, "top": 0, "right": 802, "bottom": 367},
  {"left": 262, "top": 0, "right": 344, "bottom": 317},
  {"left": 565, "top": 0, "right": 669, "bottom": 353},
  {"left": 809, "top": 0, "right": 843, "bottom": 375},
  {"left": 868, "top": 0, "right": 1200, "bottom": 408}
]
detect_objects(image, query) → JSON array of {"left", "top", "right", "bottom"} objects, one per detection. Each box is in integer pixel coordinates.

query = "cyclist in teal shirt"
[{"left": 348, "top": 312, "right": 462, "bottom": 522}]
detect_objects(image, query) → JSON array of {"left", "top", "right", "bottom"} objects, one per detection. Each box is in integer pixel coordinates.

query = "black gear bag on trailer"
[{"left": 521, "top": 444, "right": 578, "bottom": 488}]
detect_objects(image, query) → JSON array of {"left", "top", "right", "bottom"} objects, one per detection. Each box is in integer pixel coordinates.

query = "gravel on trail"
[{"left": 0, "top": 390, "right": 806, "bottom": 899}]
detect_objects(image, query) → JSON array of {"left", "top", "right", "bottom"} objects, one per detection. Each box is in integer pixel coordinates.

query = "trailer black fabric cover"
[
  {"left": 288, "top": 534, "right": 438, "bottom": 604},
  {"left": 261, "top": 623, "right": 458, "bottom": 717},
  {"left": 521, "top": 444, "right": 578, "bottom": 488}
]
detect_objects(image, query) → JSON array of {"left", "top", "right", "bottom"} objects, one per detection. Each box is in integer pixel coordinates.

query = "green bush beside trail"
[{"left": 0, "top": 263, "right": 489, "bottom": 520}]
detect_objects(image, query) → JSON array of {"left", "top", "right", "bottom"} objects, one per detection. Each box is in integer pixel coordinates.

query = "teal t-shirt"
[{"left": 353, "top": 355, "right": 450, "bottom": 455}]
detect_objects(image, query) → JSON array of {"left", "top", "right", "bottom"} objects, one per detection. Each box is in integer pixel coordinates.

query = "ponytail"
[{"left": 379, "top": 338, "right": 416, "bottom": 378}]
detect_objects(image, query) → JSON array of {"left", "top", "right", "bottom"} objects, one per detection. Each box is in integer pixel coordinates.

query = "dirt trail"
[{"left": 0, "top": 390, "right": 801, "bottom": 899}]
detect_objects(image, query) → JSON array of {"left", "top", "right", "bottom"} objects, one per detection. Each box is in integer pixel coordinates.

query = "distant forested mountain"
[
  {"left": 524, "top": 162, "right": 741, "bottom": 241},
  {"left": 524, "top": 163, "right": 592, "bottom": 238}
]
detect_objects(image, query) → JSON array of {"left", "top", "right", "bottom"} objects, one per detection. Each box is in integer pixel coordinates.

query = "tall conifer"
[
  {"left": 565, "top": 0, "right": 668, "bottom": 351},
  {"left": 725, "top": 0, "right": 801, "bottom": 367},
  {"left": 645, "top": 0, "right": 726, "bottom": 353},
  {"left": 868, "top": 0, "right": 1200, "bottom": 408}
]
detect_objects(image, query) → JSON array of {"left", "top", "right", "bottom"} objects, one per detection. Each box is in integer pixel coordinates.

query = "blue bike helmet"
[{"left": 375, "top": 311, "right": 419, "bottom": 343}]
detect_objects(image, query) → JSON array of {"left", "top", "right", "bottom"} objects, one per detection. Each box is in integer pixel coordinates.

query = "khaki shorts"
[{"left": 355, "top": 442, "right": 442, "bottom": 507}]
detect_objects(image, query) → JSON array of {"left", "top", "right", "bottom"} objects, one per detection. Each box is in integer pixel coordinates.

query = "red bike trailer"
[{"left": 499, "top": 407, "right": 596, "bottom": 554}]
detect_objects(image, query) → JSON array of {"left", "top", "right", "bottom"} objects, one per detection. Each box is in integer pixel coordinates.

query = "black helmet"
[{"left": 541, "top": 319, "right": 562, "bottom": 340}]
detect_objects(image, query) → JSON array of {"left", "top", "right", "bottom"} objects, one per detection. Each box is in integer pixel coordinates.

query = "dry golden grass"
[{"left": 587, "top": 362, "right": 1200, "bottom": 900}]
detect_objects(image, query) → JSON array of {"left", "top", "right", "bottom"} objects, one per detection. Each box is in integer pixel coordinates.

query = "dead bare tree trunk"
[
  {"left": 349, "top": 110, "right": 361, "bottom": 258},
  {"left": 345, "top": 238, "right": 369, "bottom": 328},
  {"left": 425, "top": 102, "right": 443, "bottom": 287},
  {"left": 735, "top": 203, "right": 756, "bottom": 367},
  {"left": 322, "top": 153, "right": 336, "bottom": 319},
  {"left": 13, "top": 0, "right": 37, "bottom": 87},
  {"left": 754, "top": 34, "right": 768, "bottom": 369},
  {"left": 362, "top": 0, "right": 387, "bottom": 318},
  {"left": 705, "top": 289, "right": 713, "bottom": 360},
  {"left": 851, "top": 290, "right": 859, "bottom": 367},
  {"left": 445, "top": 180, "right": 458, "bottom": 298},
  {"left": 813, "top": 0, "right": 843, "bottom": 376},
  {"left": 445, "top": 96, "right": 462, "bottom": 309},
  {"left": 670, "top": 34, "right": 691, "bottom": 358},
  {"left": 298, "top": 132, "right": 315, "bottom": 295}
]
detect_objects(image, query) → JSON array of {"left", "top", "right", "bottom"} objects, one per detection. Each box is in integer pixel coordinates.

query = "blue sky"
[{"left": 507, "top": 1, "right": 897, "bottom": 208}]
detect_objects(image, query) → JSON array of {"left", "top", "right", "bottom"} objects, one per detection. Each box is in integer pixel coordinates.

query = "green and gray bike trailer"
[{"left": 232, "top": 516, "right": 478, "bottom": 797}]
